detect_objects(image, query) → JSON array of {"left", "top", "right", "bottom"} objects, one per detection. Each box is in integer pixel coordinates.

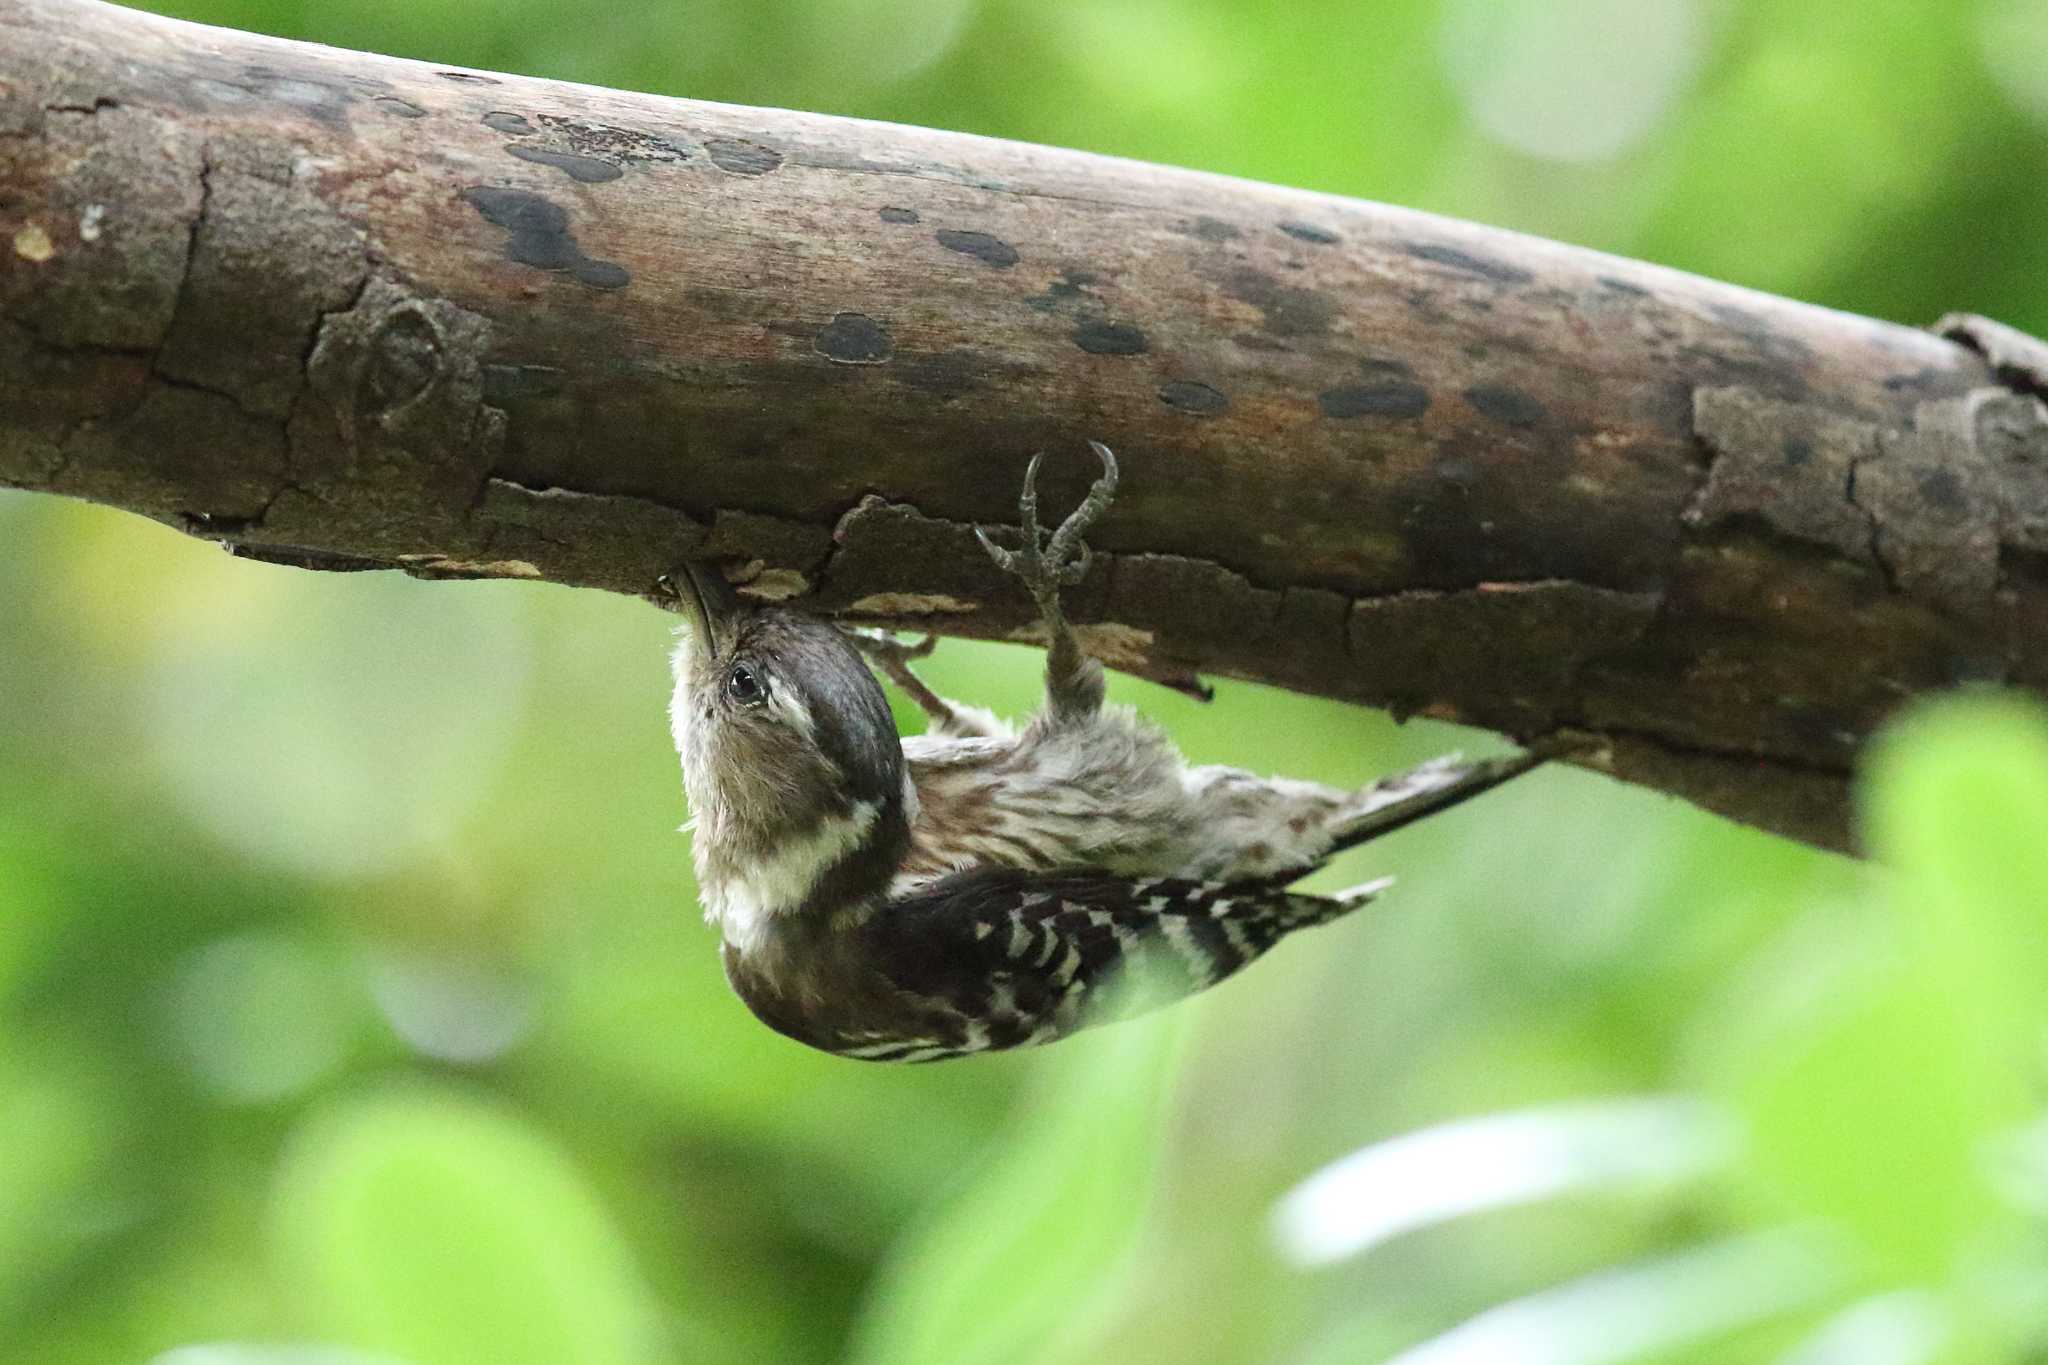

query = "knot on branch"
[{"left": 304, "top": 275, "right": 503, "bottom": 473}]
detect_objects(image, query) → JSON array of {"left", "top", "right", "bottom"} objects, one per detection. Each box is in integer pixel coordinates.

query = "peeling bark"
[{"left": 4, "top": 0, "right": 2047, "bottom": 852}]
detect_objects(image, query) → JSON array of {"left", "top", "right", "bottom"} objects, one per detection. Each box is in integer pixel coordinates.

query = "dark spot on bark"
[
  {"left": 377, "top": 97, "right": 428, "bottom": 118},
  {"left": 537, "top": 116, "right": 690, "bottom": 164},
  {"left": 508, "top": 145, "right": 624, "bottom": 183},
  {"left": 1357, "top": 357, "right": 1415, "bottom": 380},
  {"left": 575, "top": 262, "right": 629, "bottom": 290},
  {"left": 1159, "top": 380, "right": 1228, "bottom": 415},
  {"left": 483, "top": 111, "right": 534, "bottom": 135},
  {"left": 439, "top": 71, "right": 501, "bottom": 85},
  {"left": 1708, "top": 302, "right": 1814, "bottom": 366},
  {"left": 460, "top": 186, "right": 630, "bottom": 290},
  {"left": 935, "top": 229, "right": 1019, "bottom": 268},
  {"left": 1223, "top": 268, "right": 1335, "bottom": 338},
  {"left": 1679, "top": 346, "right": 1814, "bottom": 405},
  {"left": 1073, "top": 321, "right": 1147, "bottom": 355},
  {"left": 1025, "top": 269, "right": 1099, "bottom": 313},
  {"left": 1404, "top": 242, "right": 1534, "bottom": 287},
  {"left": 1279, "top": 221, "right": 1339, "bottom": 245},
  {"left": 815, "top": 312, "right": 892, "bottom": 364},
  {"left": 1320, "top": 382, "right": 1430, "bottom": 420},
  {"left": 1399, "top": 287, "right": 1455, "bottom": 329},
  {"left": 879, "top": 206, "right": 920, "bottom": 224},
  {"left": 1465, "top": 385, "right": 1546, "bottom": 428},
  {"left": 1184, "top": 216, "right": 1239, "bottom": 242},
  {"left": 707, "top": 137, "right": 783, "bottom": 175},
  {"left": 1782, "top": 436, "right": 1813, "bottom": 468},
  {"left": 240, "top": 68, "right": 353, "bottom": 126},
  {"left": 483, "top": 363, "right": 566, "bottom": 402},
  {"left": 1597, "top": 275, "right": 1650, "bottom": 297},
  {"left": 1919, "top": 467, "right": 1966, "bottom": 512}
]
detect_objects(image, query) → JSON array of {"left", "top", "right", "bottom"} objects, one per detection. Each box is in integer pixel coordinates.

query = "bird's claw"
[
  {"left": 973, "top": 525, "right": 1017, "bottom": 576},
  {"left": 978, "top": 440, "right": 1119, "bottom": 602}
]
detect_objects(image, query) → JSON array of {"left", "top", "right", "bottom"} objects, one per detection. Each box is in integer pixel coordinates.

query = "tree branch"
[{"left": 7, "top": 0, "right": 2047, "bottom": 852}]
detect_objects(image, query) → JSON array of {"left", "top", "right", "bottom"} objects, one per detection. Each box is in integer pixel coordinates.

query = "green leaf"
[
  {"left": 1716, "top": 692, "right": 2048, "bottom": 1288},
  {"left": 1864, "top": 691, "right": 2048, "bottom": 1007},
  {"left": 845, "top": 1012, "right": 1181, "bottom": 1365},
  {"left": 270, "top": 1084, "right": 668, "bottom": 1365}
]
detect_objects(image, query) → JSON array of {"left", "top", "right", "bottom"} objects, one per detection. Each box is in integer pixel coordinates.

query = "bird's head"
[{"left": 665, "top": 564, "right": 911, "bottom": 936}]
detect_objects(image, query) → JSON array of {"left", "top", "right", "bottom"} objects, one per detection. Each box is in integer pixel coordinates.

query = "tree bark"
[{"left": 7, "top": 0, "right": 2048, "bottom": 852}]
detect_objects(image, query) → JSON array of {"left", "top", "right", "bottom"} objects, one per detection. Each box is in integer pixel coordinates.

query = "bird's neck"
[{"left": 700, "top": 789, "right": 911, "bottom": 958}]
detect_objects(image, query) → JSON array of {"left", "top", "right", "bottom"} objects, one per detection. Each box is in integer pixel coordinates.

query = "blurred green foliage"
[{"left": 9, "top": 1, "right": 2048, "bottom": 1361}]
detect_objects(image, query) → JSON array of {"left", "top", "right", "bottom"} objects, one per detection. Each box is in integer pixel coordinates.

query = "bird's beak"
[{"left": 674, "top": 561, "right": 740, "bottom": 656}]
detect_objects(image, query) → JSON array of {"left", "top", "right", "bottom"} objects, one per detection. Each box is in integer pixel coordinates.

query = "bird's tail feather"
[{"left": 1321, "top": 741, "right": 1565, "bottom": 859}]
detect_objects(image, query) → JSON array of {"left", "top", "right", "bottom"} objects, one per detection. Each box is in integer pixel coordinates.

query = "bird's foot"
[{"left": 975, "top": 440, "right": 1119, "bottom": 610}]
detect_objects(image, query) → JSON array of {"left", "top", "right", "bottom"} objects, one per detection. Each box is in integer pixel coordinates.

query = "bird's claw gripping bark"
[
  {"left": 975, "top": 440, "right": 1119, "bottom": 608},
  {"left": 977, "top": 441, "right": 1118, "bottom": 722}
]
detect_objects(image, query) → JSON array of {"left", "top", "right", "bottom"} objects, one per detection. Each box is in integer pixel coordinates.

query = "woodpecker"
[{"left": 665, "top": 442, "right": 1546, "bottom": 1062}]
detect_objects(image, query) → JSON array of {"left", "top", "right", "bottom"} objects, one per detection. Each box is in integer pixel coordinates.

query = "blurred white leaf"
[
  {"left": 1272, "top": 1095, "right": 1734, "bottom": 1267},
  {"left": 792, "top": 0, "right": 976, "bottom": 87},
  {"left": 149, "top": 1346, "right": 413, "bottom": 1365},
  {"left": 1774, "top": 1292, "right": 1946, "bottom": 1365},
  {"left": 1440, "top": 0, "right": 1704, "bottom": 162},
  {"left": 145, "top": 572, "right": 531, "bottom": 880},
  {"left": 162, "top": 933, "right": 356, "bottom": 1105},
  {"left": 1985, "top": 1114, "right": 2048, "bottom": 1216},
  {"left": 1387, "top": 1230, "right": 1833, "bottom": 1365},
  {"left": 366, "top": 948, "right": 533, "bottom": 1065},
  {"left": 1978, "top": 0, "right": 2048, "bottom": 130}
]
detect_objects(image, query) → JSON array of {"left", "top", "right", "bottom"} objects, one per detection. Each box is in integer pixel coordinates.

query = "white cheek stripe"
[
  {"left": 774, "top": 686, "right": 815, "bottom": 741},
  {"left": 714, "top": 800, "right": 879, "bottom": 956}
]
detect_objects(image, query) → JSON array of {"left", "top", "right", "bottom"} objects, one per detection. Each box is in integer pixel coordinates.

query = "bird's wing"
[{"left": 842, "top": 868, "right": 1381, "bottom": 1061}]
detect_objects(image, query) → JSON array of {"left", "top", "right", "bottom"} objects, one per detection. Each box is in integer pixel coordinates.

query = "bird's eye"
[{"left": 725, "top": 663, "right": 767, "bottom": 706}]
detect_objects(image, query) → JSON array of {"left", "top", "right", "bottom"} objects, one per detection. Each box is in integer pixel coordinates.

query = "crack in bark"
[
  {"left": 1841, "top": 443, "right": 1896, "bottom": 591},
  {"left": 286, "top": 267, "right": 374, "bottom": 446},
  {"left": 151, "top": 141, "right": 210, "bottom": 385},
  {"left": 151, "top": 366, "right": 275, "bottom": 423}
]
